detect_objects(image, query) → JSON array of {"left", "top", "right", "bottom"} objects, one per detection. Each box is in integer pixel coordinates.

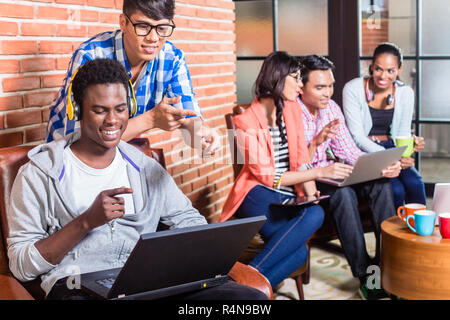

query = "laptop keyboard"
[{"left": 96, "top": 277, "right": 116, "bottom": 289}]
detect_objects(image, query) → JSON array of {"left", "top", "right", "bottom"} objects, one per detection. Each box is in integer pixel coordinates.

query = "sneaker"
[{"left": 358, "top": 282, "right": 390, "bottom": 300}]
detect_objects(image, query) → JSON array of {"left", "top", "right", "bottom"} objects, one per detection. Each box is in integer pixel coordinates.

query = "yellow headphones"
[{"left": 67, "top": 64, "right": 138, "bottom": 121}]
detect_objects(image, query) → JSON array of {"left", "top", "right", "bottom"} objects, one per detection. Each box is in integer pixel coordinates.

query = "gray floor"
[{"left": 420, "top": 157, "right": 450, "bottom": 183}]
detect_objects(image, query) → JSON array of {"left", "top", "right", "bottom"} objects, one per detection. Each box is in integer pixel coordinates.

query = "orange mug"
[{"left": 397, "top": 203, "right": 426, "bottom": 227}]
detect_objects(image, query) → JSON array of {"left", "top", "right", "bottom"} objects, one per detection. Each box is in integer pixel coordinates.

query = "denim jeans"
[
  {"left": 235, "top": 185, "right": 324, "bottom": 288},
  {"left": 317, "top": 179, "right": 395, "bottom": 278},
  {"left": 47, "top": 278, "right": 267, "bottom": 300},
  {"left": 378, "top": 140, "right": 426, "bottom": 208}
]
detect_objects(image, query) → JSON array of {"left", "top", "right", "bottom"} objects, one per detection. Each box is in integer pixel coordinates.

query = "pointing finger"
[{"left": 168, "top": 107, "right": 197, "bottom": 119}]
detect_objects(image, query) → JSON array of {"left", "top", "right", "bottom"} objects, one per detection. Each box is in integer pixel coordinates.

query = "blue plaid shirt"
[{"left": 46, "top": 30, "right": 201, "bottom": 142}]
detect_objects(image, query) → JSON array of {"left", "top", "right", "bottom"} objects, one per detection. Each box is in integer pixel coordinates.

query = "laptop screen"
[{"left": 107, "top": 216, "right": 266, "bottom": 298}]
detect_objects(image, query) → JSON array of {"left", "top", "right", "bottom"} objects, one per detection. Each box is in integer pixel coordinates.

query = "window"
[
  {"left": 235, "top": 0, "right": 328, "bottom": 104},
  {"left": 277, "top": 0, "right": 328, "bottom": 55}
]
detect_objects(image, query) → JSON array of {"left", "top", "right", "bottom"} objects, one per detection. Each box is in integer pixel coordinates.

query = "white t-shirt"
[{"left": 62, "top": 147, "right": 135, "bottom": 216}]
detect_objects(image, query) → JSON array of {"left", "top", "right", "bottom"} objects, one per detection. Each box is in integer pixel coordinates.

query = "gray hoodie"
[{"left": 6, "top": 132, "right": 207, "bottom": 296}]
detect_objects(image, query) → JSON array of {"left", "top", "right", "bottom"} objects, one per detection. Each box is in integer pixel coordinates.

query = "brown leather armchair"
[{"left": 0, "top": 145, "right": 35, "bottom": 300}]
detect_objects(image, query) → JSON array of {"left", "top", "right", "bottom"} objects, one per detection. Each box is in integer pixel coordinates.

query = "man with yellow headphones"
[
  {"left": 8, "top": 58, "right": 267, "bottom": 300},
  {"left": 46, "top": 0, "right": 219, "bottom": 156}
]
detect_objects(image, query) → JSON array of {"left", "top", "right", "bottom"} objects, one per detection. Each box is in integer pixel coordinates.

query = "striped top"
[{"left": 262, "top": 122, "right": 295, "bottom": 196}]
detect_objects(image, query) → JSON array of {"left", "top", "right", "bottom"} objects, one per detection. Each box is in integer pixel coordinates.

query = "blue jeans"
[
  {"left": 235, "top": 185, "right": 324, "bottom": 288},
  {"left": 317, "top": 179, "right": 395, "bottom": 278},
  {"left": 378, "top": 140, "right": 426, "bottom": 208}
]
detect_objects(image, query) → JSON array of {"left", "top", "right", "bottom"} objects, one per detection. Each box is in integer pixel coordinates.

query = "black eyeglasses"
[{"left": 124, "top": 13, "right": 175, "bottom": 37}]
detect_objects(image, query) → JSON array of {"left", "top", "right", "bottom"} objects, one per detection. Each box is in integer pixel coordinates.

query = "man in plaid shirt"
[
  {"left": 46, "top": 0, "right": 219, "bottom": 155},
  {"left": 301, "top": 96, "right": 364, "bottom": 168},
  {"left": 299, "top": 55, "right": 401, "bottom": 300}
]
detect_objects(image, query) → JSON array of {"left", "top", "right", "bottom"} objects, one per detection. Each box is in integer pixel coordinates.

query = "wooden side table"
[{"left": 381, "top": 216, "right": 450, "bottom": 300}]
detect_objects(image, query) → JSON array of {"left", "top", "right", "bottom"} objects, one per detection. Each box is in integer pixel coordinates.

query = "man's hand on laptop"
[
  {"left": 81, "top": 187, "right": 133, "bottom": 230},
  {"left": 400, "top": 157, "right": 415, "bottom": 170},
  {"left": 381, "top": 161, "right": 401, "bottom": 178},
  {"left": 319, "top": 162, "right": 353, "bottom": 180}
]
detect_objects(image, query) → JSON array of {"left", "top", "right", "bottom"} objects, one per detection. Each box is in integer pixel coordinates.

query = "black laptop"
[{"left": 80, "top": 216, "right": 266, "bottom": 300}]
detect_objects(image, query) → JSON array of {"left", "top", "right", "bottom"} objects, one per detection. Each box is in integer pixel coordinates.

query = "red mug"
[{"left": 439, "top": 213, "right": 450, "bottom": 239}]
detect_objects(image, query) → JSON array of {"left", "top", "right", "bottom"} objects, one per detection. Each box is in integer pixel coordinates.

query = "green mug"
[{"left": 395, "top": 136, "right": 414, "bottom": 158}]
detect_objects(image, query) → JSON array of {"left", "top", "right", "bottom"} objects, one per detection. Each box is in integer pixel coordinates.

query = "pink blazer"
[{"left": 220, "top": 99, "right": 311, "bottom": 222}]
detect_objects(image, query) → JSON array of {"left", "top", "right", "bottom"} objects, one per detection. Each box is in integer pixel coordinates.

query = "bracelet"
[{"left": 274, "top": 176, "right": 282, "bottom": 189}]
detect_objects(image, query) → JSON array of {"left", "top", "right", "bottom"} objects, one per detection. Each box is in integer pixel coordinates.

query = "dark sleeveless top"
[{"left": 368, "top": 106, "right": 394, "bottom": 136}]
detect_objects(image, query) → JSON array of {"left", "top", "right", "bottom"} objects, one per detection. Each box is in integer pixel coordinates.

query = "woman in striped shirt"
[{"left": 220, "top": 52, "right": 325, "bottom": 290}]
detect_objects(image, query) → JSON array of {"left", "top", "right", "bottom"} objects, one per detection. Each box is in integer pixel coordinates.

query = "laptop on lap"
[
  {"left": 80, "top": 216, "right": 266, "bottom": 300},
  {"left": 317, "top": 146, "right": 406, "bottom": 187}
]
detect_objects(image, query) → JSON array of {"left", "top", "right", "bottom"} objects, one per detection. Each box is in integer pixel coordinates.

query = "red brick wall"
[
  {"left": 0, "top": 0, "right": 236, "bottom": 222},
  {"left": 361, "top": 18, "right": 389, "bottom": 57}
]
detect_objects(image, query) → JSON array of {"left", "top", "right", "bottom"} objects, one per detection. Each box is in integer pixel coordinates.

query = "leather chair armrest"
[
  {"left": 233, "top": 104, "right": 250, "bottom": 115},
  {"left": 0, "top": 274, "right": 34, "bottom": 300},
  {"left": 127, "top": 137, "right": 166, "bottom": 169},
  {"left": 127, "top": 137, "right": 152, "bottom": 157}
]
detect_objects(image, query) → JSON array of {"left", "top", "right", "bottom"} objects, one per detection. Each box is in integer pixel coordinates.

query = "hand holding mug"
[
  {"left": 413, "top": 135, "right": 425, "bottom": 152},
  {"left": 395, "top": 136, "right": 414, "bottom": 158}
]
